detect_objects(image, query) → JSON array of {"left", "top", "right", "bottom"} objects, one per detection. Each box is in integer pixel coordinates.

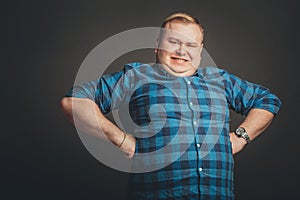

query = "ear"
[
  {"left": 155, "top": 38, "right": 159, "bottom": 53},
  {"left": 199, "top": 43, "right": 204, "bottom": 54},
  {"left": 197, "top": 43, "right": 204, "bottom": 66},
  {"left": 200, "top": 43, "right": 204, "bottom": 49}
]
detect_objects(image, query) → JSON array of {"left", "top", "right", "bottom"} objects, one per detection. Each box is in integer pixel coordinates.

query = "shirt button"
[
  {"left": 189, "top": 102, "right": 193, "bottom": 106},
  {"left": 187, "top": 81, "right": 191, "bottom": 84},
  {"left": 198, "top": 167, "right": 203, "bottom": 172},
  {"left": 197, "top": 143, "right": 201, "bottom": 148},
  {"left": 193, "top": 121, "right": 197, "bottom": 125}
]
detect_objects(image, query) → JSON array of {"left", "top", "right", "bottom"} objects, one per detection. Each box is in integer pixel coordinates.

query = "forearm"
[
  {"left": 60, "top": 97, "right": 135, "bottom": 157},
  {"left": 239, "top": 108, "right": 274, "bottom": 141},
  {"left": 230, "top": 108, "right": 275, "bottom": 154}
]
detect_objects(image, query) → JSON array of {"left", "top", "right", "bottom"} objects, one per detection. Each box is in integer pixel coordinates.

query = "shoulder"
[
  {"left": 118, "top": 62, "right": 156, "bottom": 80},
  {"left": 102, "top": 62, "right": 152, "bottom": 79},
  {"left": 123, "top": 62, "right": 152, "bottom": 72},
  {"left": 199, "top": 66, "right": 231, "bottom": 80}
]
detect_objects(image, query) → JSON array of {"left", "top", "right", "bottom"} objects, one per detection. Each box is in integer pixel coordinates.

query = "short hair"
[{"left": 161, "top": 12, "right": 204, "bottom": 40}]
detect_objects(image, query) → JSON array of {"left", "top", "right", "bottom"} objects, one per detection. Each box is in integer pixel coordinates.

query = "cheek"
[
  {"left": 189, "top": 51, "right": 201, "bottom": 66},
  {"left": 189, "top": 50, "right": 201, "bottom": 60},
  {"left": 159, "top": 50, "right": 170, "bottom": 58},
  {"left": 157, "top": 50, "right": 170, "bottom": 63}
]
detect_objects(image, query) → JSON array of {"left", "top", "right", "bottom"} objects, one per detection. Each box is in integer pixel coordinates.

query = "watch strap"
[{"left": 235, "top": 127, "right": 251, "bottom": 144}]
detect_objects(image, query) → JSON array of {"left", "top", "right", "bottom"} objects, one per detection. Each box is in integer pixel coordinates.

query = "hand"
[
  {"left": 119, "top": 133, "right": 136, "bottom": 159},
  {"left": 229, "top": 132, "right": 247, "bottom": 155}
]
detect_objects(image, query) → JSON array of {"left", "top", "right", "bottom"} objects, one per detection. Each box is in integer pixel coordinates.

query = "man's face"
[{"left": 157, "top": 22, "right": 203, "bottom": 77}]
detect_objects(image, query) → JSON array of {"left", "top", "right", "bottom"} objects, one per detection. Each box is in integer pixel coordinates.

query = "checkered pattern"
[{"left": 66, "top": 62, "right": 281, "bottom": 200}]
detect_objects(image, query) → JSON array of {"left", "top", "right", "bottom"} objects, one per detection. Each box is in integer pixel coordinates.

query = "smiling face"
[{"left": 157, "top": 22, "right": 204, "bottom": 77}]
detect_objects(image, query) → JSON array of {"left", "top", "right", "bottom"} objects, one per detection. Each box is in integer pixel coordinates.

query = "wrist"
[
  {"left": 235, "top": 127, "right": 251, "bottom": 144},
  {"left": 119, "top": 133, "right": 136, "bottom": 159},
  {"left": 118, "top": 132, "right": 127, "bottom": 148}
]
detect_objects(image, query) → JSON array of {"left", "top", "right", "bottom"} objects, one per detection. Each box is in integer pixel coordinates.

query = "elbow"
[
  {"left": 60, "top": 97, "right": 72, "bottom": 112},
  {"left": 60, "top": 97, "right": 72, "bottom": 110},
  {"left": 60, "top": 97, "right": 74, "bottom": 123}
]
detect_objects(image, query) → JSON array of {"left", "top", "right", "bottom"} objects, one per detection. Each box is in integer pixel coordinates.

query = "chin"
[
  {"left": 172, "top": 68, "right": 188, "bottom": 73},
  {"left": 170, "top": 65, "right": 190, "bottom": 72}
]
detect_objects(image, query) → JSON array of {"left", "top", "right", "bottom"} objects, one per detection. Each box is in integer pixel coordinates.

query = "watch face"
[
  {"left": 235, "top": 127, "right": 250, "bottom": 144},
  {"left": 236, "top": 127, "right": 245, "bottom": 137}
]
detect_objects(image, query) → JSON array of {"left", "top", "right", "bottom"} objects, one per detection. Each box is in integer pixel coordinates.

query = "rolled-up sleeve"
[
  {"left": 65, "top": 64, "right": 135, "bottom": 114},
  {"left": 224, "top": 71, "right": 281, "bottom": 115}
]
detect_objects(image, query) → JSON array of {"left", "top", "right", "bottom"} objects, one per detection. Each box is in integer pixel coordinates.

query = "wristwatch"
[{"left": 235, "top": 127, "right": 251, "bottom": 144}]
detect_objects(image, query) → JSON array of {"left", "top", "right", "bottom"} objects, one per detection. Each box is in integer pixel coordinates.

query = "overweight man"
[{"left": 61, "top": 12, "right": 281, "bottom": 200}]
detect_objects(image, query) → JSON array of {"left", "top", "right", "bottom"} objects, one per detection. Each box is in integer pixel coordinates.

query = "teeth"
[
  {"left": 173, "top": 58, "right": 186, "bottom": 63},
  {"left": 178, "top": 59, "right": 185, "bottom": 63}
]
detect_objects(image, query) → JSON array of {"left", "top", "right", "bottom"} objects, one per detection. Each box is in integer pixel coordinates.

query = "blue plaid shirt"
[{"left": 67, "top": 62, "right": 281, "bottom": 200}]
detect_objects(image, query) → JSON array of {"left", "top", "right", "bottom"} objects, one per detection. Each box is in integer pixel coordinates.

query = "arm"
[
  {"left": 60, "top": 97, "right": 136, "bottom": 158},
  {"left": 230, "top": 108, "right": 274, "bottom": 154},
  {"left": 223, "top": 70, "right": 281, "bottom": 154},
  {"left": 60, "top": 64, "right": 137, "bottom": 158}
]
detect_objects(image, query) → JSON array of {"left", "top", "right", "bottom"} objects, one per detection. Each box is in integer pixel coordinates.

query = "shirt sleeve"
[
  {"left": 65, "top": 63, "right": 135, "bottom": 114},
  {"left": 223, "top": 70, "right": 282, "bottom": 116}
]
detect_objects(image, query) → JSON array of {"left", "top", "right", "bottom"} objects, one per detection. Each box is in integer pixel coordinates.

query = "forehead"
[{"left": 163, "top": 22, "right": 203, "bottom": 44}]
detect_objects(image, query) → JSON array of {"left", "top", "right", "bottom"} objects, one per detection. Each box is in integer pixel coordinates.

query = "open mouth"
[{"left": 171, "top": 57, "right": 189, "bottom": 63}]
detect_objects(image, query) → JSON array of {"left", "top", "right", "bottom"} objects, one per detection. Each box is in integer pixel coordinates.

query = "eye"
[
  {"left": 186, "top": 43, "right": 198, "bottom": 48},
  {"left": 168, "top": 39, "right": 180, "bottom": 45}
]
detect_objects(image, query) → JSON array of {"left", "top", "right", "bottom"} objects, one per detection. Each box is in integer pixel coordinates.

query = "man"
[{"left": 61, "top": 12, "right": 281, "bottom": 199}]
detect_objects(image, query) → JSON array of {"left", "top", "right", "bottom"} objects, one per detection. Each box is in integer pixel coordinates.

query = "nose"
[{"left": 175, "top": 44, "right": 187, "bottom": 56}]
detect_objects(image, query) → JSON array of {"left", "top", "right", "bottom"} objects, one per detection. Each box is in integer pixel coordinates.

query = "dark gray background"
[{"left": 3, "top": 0, "right": 299, "bottom": 199}]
